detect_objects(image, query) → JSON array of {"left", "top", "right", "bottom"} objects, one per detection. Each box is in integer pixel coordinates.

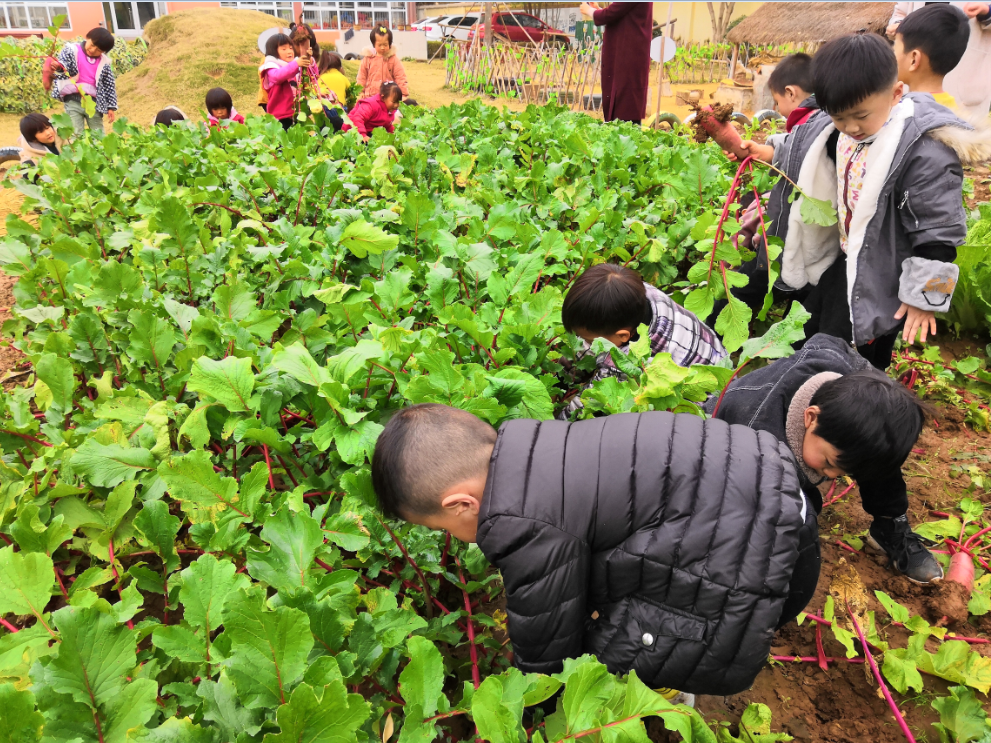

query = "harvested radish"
[
  {"left": 689, "top": 102, "right": 749, "bottom": 160},
  {"left": 946, "top": 550, "right": 975, "bottom": 593}
]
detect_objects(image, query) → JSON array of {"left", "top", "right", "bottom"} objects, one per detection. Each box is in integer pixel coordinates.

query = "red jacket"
[{"left": 342, "top": 95, "right": 395, "bottom": 140}]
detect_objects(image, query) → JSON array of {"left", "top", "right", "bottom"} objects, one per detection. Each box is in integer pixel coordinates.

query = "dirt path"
[{"left": 0, "top": 186, "right": 27, "bottom": 382}]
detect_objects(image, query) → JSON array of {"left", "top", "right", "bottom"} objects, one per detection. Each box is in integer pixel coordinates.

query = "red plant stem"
[
  {"left": 232, "top": 442, "right": 237, "bottom": 480},
  {"left": 845, "top": 603, "right": 916, "bottom": 743},
  {"left": 824, "top": 481, "right": 857, "bottom": 508},
  {"left": 54, "top": 566, "right": 69, "bottom": 600},
  {"left": 275, "top": 454, "right": 299, "bottom": 488},
  {"left": 803, "top": 613, "right": 832, "bottom": 626},
  {"left": 455, "top": 557, "right": 481, "bottom": 689},
  {"left": 823, "top": 480, "right": 837, "bottom": 502},
  {"left": 944, "top": 539, "right": 991, "bottom": 571},
  {"left": 16, "top": 450, "right": 29, "bottom": 469},
  {"left": 965, "top": 525, "right": 991, "bottom": 551},
  {"left": 0, "top": 430, "right": 52, "bottom": 447},
  {"left": 773, "top": 655, "right": 865, "bottom": 664},
  {"left": 708, "top": 157, "right": 752, "bottom": 283},
  {"left": 0, "top": 617, "right": 19, "bottom": 633},
  {"left": 930, "top": 510, "right": 951, "bottom": 518},
  {"left": 107, "top": 538, "right": 135, "bottom": 630},
  {"left": 315, "top": 557, "right": 335, "bottom": 573},
  {"left": 162, "top": 564, "right": 169, "bottom": 626},
  {"left": 710, "top": 359, "right": 751, "bottom": 418},
  {"left": 375, "top": 516, "right": 434, "bottom": 619},
  {"left": 262, "top": 445, "right": 276, "bottom": 490},
  {"left": 836, "top": 540, "right": 859, "bottom": 554},
  {"left": 815, "top": 623, "right": 828, "bottom": 671}
]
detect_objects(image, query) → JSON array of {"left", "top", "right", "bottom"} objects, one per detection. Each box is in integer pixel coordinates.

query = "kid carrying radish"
[
  {"left": 48, "top": 27, "right": 118, "bottom": 136},
  {"left": 258, "top": 32, "right": 312, "bottom": 129}
]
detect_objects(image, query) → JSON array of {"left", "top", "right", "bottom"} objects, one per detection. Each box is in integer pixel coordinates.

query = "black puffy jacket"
[{"left": 476, "top": 411, "right": 805, "bottom": 695}]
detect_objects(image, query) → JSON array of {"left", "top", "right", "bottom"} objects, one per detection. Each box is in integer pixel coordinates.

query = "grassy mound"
[{"left": 116, "top": 7, "right": 356, "bottom": 126}]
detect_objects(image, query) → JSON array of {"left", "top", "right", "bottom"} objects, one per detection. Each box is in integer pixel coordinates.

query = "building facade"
[{"left": 0, "top": 1, "right": 416, "bottom": 43}]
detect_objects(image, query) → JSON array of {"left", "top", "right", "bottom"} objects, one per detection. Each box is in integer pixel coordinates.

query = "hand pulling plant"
[{"left": 0, "top": 104, "right": 773, "bottom": 743}]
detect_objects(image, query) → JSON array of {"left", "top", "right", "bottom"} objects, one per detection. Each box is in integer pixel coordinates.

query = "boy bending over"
[
  {"left": 373, "top": 404, "right": 819, "bottom": 695},
  {"left": 708, "top": 333, "right": 939, "bottom": 584}
]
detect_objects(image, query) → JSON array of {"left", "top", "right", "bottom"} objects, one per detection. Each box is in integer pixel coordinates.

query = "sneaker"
[{"left": 867, "top": 515, "right": 944, "bottom": 585}]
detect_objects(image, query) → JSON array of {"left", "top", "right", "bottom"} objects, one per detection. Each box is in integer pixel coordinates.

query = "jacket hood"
[
  {"left": 259, "top": 55, "right": 289, "bottom": 72},
  {"left": 17, "top": 135, "right": 56, "bottom": 159}
]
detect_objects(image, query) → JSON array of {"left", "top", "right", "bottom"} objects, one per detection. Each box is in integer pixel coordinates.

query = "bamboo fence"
[{"left": 444, "top": 39, "right": 606, "bottom": 112}]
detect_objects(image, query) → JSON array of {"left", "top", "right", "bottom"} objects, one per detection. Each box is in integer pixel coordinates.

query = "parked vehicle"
[
  {"left": 427, "top": 14, "right": 481, "bottom": 42},
  {"left": 411, "top": 16, "right": 444, "bottom": 32},
  {"left": 467, "top": 12, "right": 570, "bottom": 46}
]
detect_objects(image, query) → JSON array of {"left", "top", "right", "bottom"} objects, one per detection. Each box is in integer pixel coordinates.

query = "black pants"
[
  {"left": 777, "top": 506, "right": 822, "bottom": 629},
  {"left": 278, "top": 116, "right": 294, "bottom": 130},
  {"left": 800, "top": 254, "right": 900, "bottom": 371}
]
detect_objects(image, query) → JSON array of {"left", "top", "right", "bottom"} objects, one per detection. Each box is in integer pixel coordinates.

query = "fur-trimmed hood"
[{"left": 928, "top": 111, "right": 991, "bottom": 165}]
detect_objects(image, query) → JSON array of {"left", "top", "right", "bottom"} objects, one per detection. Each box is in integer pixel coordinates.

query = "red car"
[{"left": 468, "top": 12, "right": 570, "bottom": 46}]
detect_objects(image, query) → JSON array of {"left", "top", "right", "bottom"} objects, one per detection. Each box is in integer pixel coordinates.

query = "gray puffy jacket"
[
  {"left": 770, "top": 93, "right": 991, "bottom": 346},
  {"left": 476, "top": 412, "right": 805, "bottom": 695}
]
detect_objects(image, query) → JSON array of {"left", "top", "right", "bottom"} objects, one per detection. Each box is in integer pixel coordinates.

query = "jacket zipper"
[
  {"left": 899, "top": 191, "right": 920, "bottom": 229},
  {"left": 841, "top": 142, "right": 866, "bottom": 237}
]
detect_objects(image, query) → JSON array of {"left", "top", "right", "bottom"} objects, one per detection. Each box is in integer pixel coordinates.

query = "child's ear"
[
  {"left": 440, "top": 492, "right": 481, "bottom": 516},
  {"left": 803, "top": 405, "right": 820, "bottom": 431},
  {"left": 614, "top": 328, "right": 632, "bottom": 345},
  {"left": 784, "top": 85, "right": 799, "bottom": 102}
]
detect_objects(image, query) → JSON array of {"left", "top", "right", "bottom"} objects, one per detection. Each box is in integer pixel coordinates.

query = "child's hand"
[
  {"left": 724, "top": 141, "right": 773, "bottom": 163},
  {"left": 895, "top": 303, "right": 937, "bottom": 344},
  {"left": 107, "top": 110, "right": 116, "bottom": 123}
]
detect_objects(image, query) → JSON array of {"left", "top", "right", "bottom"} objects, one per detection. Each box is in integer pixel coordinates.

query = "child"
[
  {"left": 206, "top": 88, "right": 245, "bottom": 128},
  {"left": 17, "top": 113, "right": 59, "bottom": 166},
  {"left": 726, "top": 53, "right": 824, "bottom": 313},
  {"left": 343, "top": 81, "right": 401, "bottom": 140},
  {"left": 560, "top": 264, "right": 727, "bottom": 417},
  {"left": 372, "top": 403, "right": 818, "bottom": 696},
  {"left": 893, "top": 4, "right": 970, "bottom": 109},
  {"left": 318, "top": 51, "right": 349, "bottom": 108},
  {"left": 357, "top": 26, "right": 409, "bottom": 99},
  {"left": 258, "top": 33, "right": 312, "bottom": 129},
  {"left": 780, "top": 33, "right": 990, "bottom": 370},
  {"left": 152, "top": 107, "right": 187, "bottom": 127},
  {"left": 49, "top": 27, "right": 118, "bottom": 136},
  {"left": 707, "top": 332, "right": 940, "bottom": 584}
]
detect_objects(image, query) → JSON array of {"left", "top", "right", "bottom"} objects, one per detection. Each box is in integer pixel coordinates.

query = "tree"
[{"left": 706, "top": 2, "right": 736, "bottom": 41}]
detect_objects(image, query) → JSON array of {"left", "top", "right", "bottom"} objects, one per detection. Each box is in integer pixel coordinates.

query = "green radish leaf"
[
  {"left": 0, "top": 682, "right": 44, "bottom": 743},
  {"left": 188, "top": 356, "right": 255, "bottom": 413},
  {"left": 133, "top": 500, "right": 181, "bottom": 573},
  {"left": 179, "top": 554, "right": 250, "bottom": 635},
  {"left": 263, "top": 681, "right": 370, "bottom": 743},
  {"left": 340, "top": 219, "right": 398, "bottom": 258},
  {"left": 70, "top": 440, "right": 157, "bottom": 488},
  {"left": 0, "top": 547, "right": 53, "bottom": 625},
  {"left": 48, "top": 606, "right": 135, "bottom": 708},
  {"left": 400, "top": 635, "right": 445, "bottom": 717},
  {"left": 246, "top": 507, "right": 323, "bottom": 592}
]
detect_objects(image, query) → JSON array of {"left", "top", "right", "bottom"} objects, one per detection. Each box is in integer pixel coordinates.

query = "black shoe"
[{"left": 867, "top": 515, "right": 944, "bottom": 585}]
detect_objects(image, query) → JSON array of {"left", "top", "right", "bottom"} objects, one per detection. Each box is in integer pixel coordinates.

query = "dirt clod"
[{"left": 926, "top": 579, "right": 971, "bottom": 626}]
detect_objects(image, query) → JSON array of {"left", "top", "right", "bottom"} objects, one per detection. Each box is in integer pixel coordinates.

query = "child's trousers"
[
  {"left": 800, "top": 254, "right": 900, "bottom": 371},
  {"left": 776, "top": 505, "right": 821, "bottom": 629},
  {"left": 64, "top": 97, "right": 104, "bottom": 137}
]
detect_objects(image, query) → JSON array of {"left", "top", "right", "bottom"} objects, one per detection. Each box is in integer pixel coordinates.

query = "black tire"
[
  {"left": 344, "top": 52, "right": 359, "bottom": 61},
  {"left": 730, "top": 112, "right": 750, "bottom": 126},
  {"left": 754, "top": 109, "right": 784, "bottom": 125},
  {"left": 654, "top": 112, "right": 680, "bottom": 130},
  {"left": 0, "top": 147, "right": 21, "bottom": 165}
]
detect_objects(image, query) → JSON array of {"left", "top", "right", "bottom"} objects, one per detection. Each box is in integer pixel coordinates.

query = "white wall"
[{"left": 336, "top": 29, "right": 428, "bottom": 60}]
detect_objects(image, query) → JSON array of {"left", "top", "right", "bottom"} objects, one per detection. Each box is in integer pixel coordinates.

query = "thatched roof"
[{"left": 727, "top": 2, "right": 895, "bottom": 45}]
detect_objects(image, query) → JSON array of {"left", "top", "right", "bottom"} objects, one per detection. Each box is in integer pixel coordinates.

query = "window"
[
  {"left": 302, "top": 1, "right": 407, "bottom": 30},
  {"left": 0, "top": 2, "right": 69, "bottom": 31},
  {"left": 496, "top": 14, "right": 519, "bottom": 26},
  {"left": 516, "top": 14, "right": 543, "bottom": 29},
  {"left": 220, "top": 1, "right": 294, "bottom": 23}
]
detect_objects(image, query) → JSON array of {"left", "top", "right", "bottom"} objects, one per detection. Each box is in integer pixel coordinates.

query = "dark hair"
[
  {"left": 561, "top": 264, "right": 650, "bottom": 334},
  {"left": 265, "top": 32, "right": 293, "bottom": 59},
  {"left": 153, "top": 107, "right": 186, "bottom": 126},
  {"left": 20, "top": 113, "right": 52, "bottom": 141},
  {"left": 768, "top": 53, "right": 813, "bottom": 96},
  {"left": 812, "top": 33, "right": 898, "bottom": 114},
  {"left": 380, "top": 81, "right": 402, "bottom": 103},
  {"left": 371, "top": 24, "right": 393, "bottom": 46},
  {"left": 402, "top": 99, "right": 419, "bottom": 107},
  {"left": 319, "top": 50, "right": 342, "bottom": 74},
  {"left": 86, "top": 27, "right": 115, "bottom": 53},
  {"left": 810, "top": 371, "right": 928, "bottom": 482},
  {"left": 897, "top": 4, "right": 969, "bottom": 76},
  {"left": 205, "top": 87, "right": 234, "bottom": 116},
  {"left": 372, "top": 404, "right": 498, "bottom": 519}
]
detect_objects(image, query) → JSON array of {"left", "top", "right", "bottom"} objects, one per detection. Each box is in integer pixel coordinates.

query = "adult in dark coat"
[
  {"left": 581, "top": 1, "right": 653, "bottom": 123},
  {"left": 477, "top": 411, "right": 817, "bottom": 695}
]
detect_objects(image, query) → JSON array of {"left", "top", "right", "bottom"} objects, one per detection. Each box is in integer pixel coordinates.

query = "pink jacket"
[
  {"left": 356, "top": 47, "right": 408, "bottom": 97},
  {"left": 259, "top": 57, "right": 300, "bottom": 120},
  {"left": 209, "top": 107, "right": 245, "bottom": 128},
  {"left": 342, "top": 95, "right": 396, "bottom": 140}
]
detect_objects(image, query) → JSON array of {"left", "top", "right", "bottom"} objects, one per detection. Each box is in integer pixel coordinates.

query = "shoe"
[
  {"left": 867, "top": 515, "right": 944, "bottom": 585},
  {"left": 655, "top": 688, "right": 696, "bottom": 708}
]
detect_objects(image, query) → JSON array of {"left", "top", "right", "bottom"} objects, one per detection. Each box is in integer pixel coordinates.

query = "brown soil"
[
  {"left": 0, "top": 187, "right": 26, "bottom": 382},
  {"left": 966, "top": 163, "right": 990, "bottom": 210},
  {"left": 694, "top": 401, "right": 991, "bottom": 743}
]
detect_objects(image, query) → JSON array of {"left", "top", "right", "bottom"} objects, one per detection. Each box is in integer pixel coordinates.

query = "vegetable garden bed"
[{"left": 0, "top": 101, "right": 988, "bottom": 743}]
